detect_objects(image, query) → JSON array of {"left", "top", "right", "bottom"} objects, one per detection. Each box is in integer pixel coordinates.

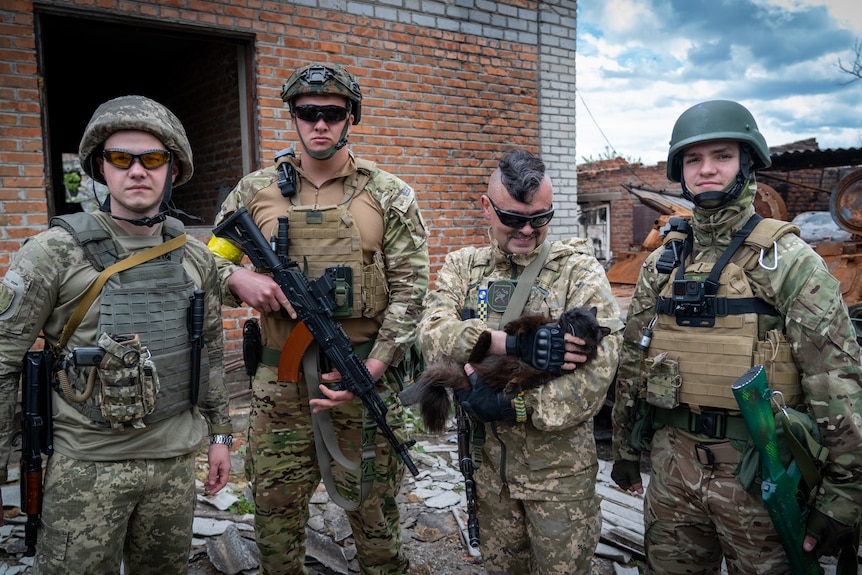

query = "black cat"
[{"left": 400, "top": 307, "right": 611, "bottom": 433}]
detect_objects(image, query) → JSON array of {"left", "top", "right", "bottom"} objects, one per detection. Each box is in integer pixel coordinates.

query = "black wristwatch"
[{"left": 209, "top": 434, "right": 234, "bottom": 448}]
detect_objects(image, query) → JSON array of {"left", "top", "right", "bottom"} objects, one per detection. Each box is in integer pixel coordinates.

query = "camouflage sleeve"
[
  {"left": 369, "top": 171, "right": 430, "bottom": 366},
  {"left": 185, "top": 237, "right": 232, "bottom": 435},
  {"left": 527, "top": 249, "right": 624, "bottom": 431},
  {"left": 611, "top": 248, "right": 665, "bottom": 462},
  {"left": 208, "top": 168, "right": 278, "bottom": 307},
  {"left": 755, "top": 235, "right": 862, "bottom": 527},
  {"left": 418, "top": 247, "right": 491, "bottom": 364},
  {"left": 0, "top": 235, "right": 63, "bottom": 483}
]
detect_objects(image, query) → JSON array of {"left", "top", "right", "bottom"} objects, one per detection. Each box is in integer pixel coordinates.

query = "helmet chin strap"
[{"left": 680, "top": 146, "right": 752, "bottom": 210}]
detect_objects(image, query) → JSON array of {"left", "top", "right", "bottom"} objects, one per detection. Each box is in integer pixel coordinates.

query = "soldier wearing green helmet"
[
  {"left": 0, "top": 95, "right": 233, "bottom": 574},
  {"left": 210, "top": 62, "right": 429, "bottom": 575},
  {"left": 612, "top": 99, "right": 862, "bottom": 574}
]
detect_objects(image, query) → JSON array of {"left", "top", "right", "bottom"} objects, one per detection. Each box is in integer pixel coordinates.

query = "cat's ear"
[
  {"left": 598, "top": 325, "right": 611, "bottom": 338},
  {"left": 590, "top": 306, "right": 598, "bottom": 317}
]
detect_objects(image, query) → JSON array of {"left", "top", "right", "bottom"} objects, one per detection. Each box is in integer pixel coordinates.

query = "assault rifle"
[
  {"left": 212, "top": 206, "right": 418, "bottom": 475},
  {"left": 20, "top": 349, "right": 55, "bottom": 557},
  {"left": 455, "top": 402, "right": 480, "bottom": 548},
  {"left": 732, "top": 364, "right": 824, "bottom": 575}
]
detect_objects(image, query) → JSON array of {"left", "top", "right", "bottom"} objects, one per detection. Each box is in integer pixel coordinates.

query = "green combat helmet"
[
  {"left": 78, "top": 95, "right": 194, "bottom": 226},
  {"left": 667, "top": 100, "right": 771, "bottom": 210},
  {"left": 281, "top": 63, "right": 362, "bottom": 160}
]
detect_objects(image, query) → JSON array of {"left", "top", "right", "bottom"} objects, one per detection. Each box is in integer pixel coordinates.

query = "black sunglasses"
[
  {"left": 487, "top": 196, "right": 554, "bottom": 229},
  {"left": 293, "top": 104, "right": 350, "bottom": 124},
  {"left": 102, "top": 149, "right": 172, "bottom": 170}
]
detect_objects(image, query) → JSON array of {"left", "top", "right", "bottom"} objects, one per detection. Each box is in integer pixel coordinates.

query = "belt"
[
  {"left": 260, "top": 339, "right": 375, "bottom": 367},
  {"left": 654, "top": 406, "right": 750, "bottom": 441}
]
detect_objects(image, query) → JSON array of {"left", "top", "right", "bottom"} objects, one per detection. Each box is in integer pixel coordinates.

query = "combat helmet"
[
  {"left": 78, "top": 95, "right": 194, "bottom": 226},
  {"left": 281, "top": 64, "right": 362, "bottom": 161},
  {"left": 281, "top": 63, "right": 362, "bottom": 124},
  {"left": 667, "top": 100, "right": 771, "bottom": 209}
]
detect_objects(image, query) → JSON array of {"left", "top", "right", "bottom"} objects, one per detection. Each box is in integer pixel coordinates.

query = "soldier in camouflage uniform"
[
  {"left": 208, "top": 63, "right": 429, "bottom": 575},
  {"left": 0, "top": 95, "right": 233, "bottom": 575},
  {"left": 611, "top": 100, "right": 862, "bottom": 574},
  {"left": 417, "top": 149, "right": 624, "bottom": 575}
]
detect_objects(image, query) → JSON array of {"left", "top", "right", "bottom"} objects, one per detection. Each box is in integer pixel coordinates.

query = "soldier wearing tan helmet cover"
[
  {"left": 0, "top": 95, "right": 232, "bottom": 574},
  {"left": 612, "top": 100, "right": 862, "bottom": 574},
  {"left": 209, "top": 63, "right": 429, "bottom": 574}
]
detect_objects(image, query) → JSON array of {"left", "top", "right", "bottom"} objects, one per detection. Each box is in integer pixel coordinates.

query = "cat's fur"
[{"left": 400, "top": 306, "right": 611, "bottom": 433}]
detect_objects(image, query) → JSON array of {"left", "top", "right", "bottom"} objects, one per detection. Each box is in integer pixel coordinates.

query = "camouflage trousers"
[
  {"left": 474, "top": 480, "right": 601, "bottom": 575},
  {"left": 246, "top": 364, "right": 409, "bottom": 575},
  {"left": 33, "top": 450, "right": 196, "bottom": 575},
  {"left": 645, "top": 427, "right": 794, "bottom": 574}
]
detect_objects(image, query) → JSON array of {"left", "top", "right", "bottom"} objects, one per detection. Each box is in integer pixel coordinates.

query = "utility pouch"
[
  {"left": 629, "top": 398, "right": 658, "bottom": 452},
  {"left": 753, "top": 329, "right": 803, "bottom": 409},
  {"left": 242, "top": 318, "right": 261, "bottom": 379},
  {"left": 97, "top": 333, "right": 160, "bottom": 430},
  {"left": 326, "top": 265, "right": 354, "bottom": 318},
  {"left": 644, "top": 352, "right": 681, "bottom": 409}
]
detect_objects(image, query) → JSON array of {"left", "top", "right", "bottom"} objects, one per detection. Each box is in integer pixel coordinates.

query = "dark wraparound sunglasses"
[
  {"left": 487, "top": 196, "right": 554, "bottom": 229},
  {"left": 102, "top": 149, "right": 172, "bottom": 170},
  {"left": 293, "top": 105, "right": 350, "bottom": 124}
]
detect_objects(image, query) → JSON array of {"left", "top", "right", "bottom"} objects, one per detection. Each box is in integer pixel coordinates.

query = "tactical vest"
[
  {"left": 51, "top": 213, "right": 208, "bottom": 426},
  {"left": 281, "top": 157, "right": 388, "bottom": 319},
  {"left": 646, "top": 216, "right": 803, "bottom": 411}
]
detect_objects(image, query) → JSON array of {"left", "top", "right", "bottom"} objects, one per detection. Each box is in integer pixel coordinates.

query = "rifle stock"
[
  {"left": 213, "top": 207, "right": 418, "bottom": 476},
  {"left": 20, "top": 349, "right": 54, "bottom": 557},
  {"left": 455, "top": 402, "right": 480, "bottom": 548},
  {"left": 732, "top": 364, "right": 823, "bottom": 575}
]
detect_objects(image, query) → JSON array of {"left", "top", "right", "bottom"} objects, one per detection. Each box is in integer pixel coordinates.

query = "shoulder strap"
[
  {"left": 501, "top": 241, "right": 551, "bottom": 325},
  {"left": 58, "top": 234, "right": 187, "bottom": 347},
  {"left": 737, "top": 217, "right": 800, "bottom": 271}
]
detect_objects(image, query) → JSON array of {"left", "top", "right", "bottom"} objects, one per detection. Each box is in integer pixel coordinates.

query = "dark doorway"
[{"left": 36, "top": 9, "right": 255, "bottom": 227}]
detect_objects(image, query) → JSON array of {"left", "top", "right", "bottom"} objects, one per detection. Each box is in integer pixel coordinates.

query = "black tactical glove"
[
  {"left": 806, "top": 507, "right": 858, "bottom": 558},
  {"left": 611, "top": 460, "right": 642, "bottom": 492},
  {"left": 455, "top": 372, "right": 516, "bottom": 424},
  {"left": 505, "top": 322, "right": 566, "bottom": 375}
]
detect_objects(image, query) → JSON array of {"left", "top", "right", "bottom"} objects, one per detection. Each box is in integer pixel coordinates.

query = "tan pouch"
[
  {"left": 644, "top": 352, "right": 681, "bottom": 409},
  {"left": 753, "top": 329, "right": 803, "bottom": 409}
]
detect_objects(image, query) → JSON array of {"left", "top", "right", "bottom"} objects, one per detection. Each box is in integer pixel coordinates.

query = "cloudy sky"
[{"left": 575, "top": 0, "right": 862, "bottom": 166}]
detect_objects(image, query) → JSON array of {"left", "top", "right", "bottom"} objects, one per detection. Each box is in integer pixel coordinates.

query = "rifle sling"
[
  {"left": 302, "top": 343, "right": 374, "bottom": 511},
  {"left": 499, "top": 241, "right": 550, "bottom": 327},
  {"left": 59, "top": 234, "right": 187, "bottom": 348}
]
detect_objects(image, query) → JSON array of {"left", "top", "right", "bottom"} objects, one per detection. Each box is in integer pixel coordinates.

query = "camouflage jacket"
[
  {"left": 210, "top": 151, "right": 429, "bottom": 372},
  {"left": 419, "top": 236, "right": 623, "bottom": 500},
  {"left": 612, "top": 182, "right": 862, "bottom": 527},
  {"left": 0, "top": 211, "right": 232, "bottom": 483}
]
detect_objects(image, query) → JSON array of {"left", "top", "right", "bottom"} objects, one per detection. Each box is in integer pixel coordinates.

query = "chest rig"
[
  {"left": 646, "top": 215, "right": 803, "bottom": 411},
  {"left": 277, "top": 156, "right": 388, "bottom": 320},
  {"left": 51, "top": 213, "right": 207, "bottom": 428}
]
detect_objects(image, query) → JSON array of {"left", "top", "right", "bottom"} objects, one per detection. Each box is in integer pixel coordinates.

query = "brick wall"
[{"left": 0, "top": 0, "right": 577, "bottom": 372}]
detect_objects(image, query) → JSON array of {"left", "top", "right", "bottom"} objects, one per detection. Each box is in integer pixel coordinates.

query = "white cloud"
[{"left": 576, "top": 0, "right": 862, "bottom": 165}]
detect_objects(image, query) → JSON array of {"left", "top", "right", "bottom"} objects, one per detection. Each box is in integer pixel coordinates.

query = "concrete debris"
[{"left": 206, "top": 524, "right": 259, "bottom": 575}]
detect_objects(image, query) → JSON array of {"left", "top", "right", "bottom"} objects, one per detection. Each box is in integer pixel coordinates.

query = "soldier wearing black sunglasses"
[
  {"left": 209, "top": 63, "right": 429, "bottom": 575},
  {"left": 416, "top": 148, "right": 624, "bottom": 574}
]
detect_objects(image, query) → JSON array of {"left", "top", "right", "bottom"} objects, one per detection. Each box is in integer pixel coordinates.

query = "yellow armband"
[{"left": 207, "top": 236, "right": 244, "bottom": 263}]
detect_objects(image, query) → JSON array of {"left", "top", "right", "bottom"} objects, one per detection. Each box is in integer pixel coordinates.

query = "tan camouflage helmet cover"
[
  {"left": 78, "top": 95, "right": 194, "bottom": 187},
  {"left": 281, "top": 64, "right": 363, "bottom": 124}
]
